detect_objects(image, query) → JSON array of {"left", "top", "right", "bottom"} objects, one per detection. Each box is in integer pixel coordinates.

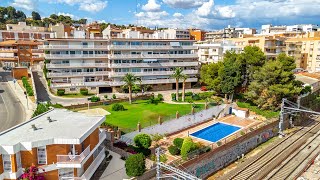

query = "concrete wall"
[
  {"left": 232, "top": 108, "right": 249, "bottom": 118},
  {"left": 180, "top": 121, "right": 278, "bottom": 179}
]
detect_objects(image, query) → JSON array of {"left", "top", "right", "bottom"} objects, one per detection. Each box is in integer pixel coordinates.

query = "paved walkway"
[
  {"left": 99, "top": 151, "right": 129, "bottom": 180},
  {"left": 6, "top": 76, "right": 36, "bottom": 120}
]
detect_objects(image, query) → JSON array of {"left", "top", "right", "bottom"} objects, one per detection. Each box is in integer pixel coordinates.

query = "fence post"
[
  {"left": 205, "top": 102, "right": 208, "bottom": 109},
  {"left": 117, "top": 129, "right": 121, "bottom": 139},
  {"left": 176, "top": 111, "right": 180, "bottom": 119},
  {"left": 158, "top": 116, "right": 162, "bottom": 125},
  {"left": 191, "top": 107, "right": 195, "bottom": 114},
  {"left": 137, "top": 122, "right": 141, "bottom": 132}
]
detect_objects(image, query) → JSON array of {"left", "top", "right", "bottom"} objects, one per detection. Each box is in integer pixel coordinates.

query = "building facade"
[
  {"left": 189, "top": 29, "right": 206, "bottom": 41},
  {"left": 42, "top": 30, "right": 199, "bottom": 94},
  {"left": 0, "top": 109, "right": 106, "bottom": 180},
  {"left": 0, "top": 40, "right": 44, "bottom": 67}
]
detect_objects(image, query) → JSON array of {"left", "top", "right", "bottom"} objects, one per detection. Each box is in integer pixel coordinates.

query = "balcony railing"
[
  {"left": 109, "top": 45, "right": 197, "bottom": 50},
  {"left": 109, "top": 62, "right": 198, "bottom": 68},
  {"left": 81, "top": 147, "right": 105, "bottom": 179},
  {"left": 57, "top": 145, "right": 90, "bottom": 165},
  {"left": 47, "top": 63, "right": 108, "bottom": 68},
  {"left": 109, "top": 54, "right": 198, "bottom": 59},
  {"left": 109, "top": 70, "right": 198, "bottom": 77},
  {"left": 45, "top": 54, "right": 108, "bottom": 59},
  {"left": 99, "top": 131, "right": 106, "bottom": 142},
  {"left": 40, "top": 45, "right": 107, "bottom": 49},
  {"left": 47, "top": 71, "right": 109, "bottom": 77},
  {"left": 0, "top": 56, "right": 18, "bottom": 60},
  {"left": 0, "top": 48, "right": 18, "bottom": 52}
]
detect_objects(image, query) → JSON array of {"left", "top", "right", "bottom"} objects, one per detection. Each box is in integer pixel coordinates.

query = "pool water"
[{"left": 190, "top": 122, "right": 241, "bottom": 143}]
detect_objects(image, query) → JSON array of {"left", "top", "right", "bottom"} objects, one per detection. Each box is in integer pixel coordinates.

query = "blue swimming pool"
[{"left": 191, "top": 122, "right": 241, "bottom": 143}]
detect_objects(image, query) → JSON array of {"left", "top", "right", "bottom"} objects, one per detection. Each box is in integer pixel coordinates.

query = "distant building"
[
  {"left": 189, "top": 29, "right": 206, "bottom": 41},
  {"left": 0, "top": 40, "right": 44, "bottom": 68},
  {"left": 205, "top": 26, "right": 256, "bottom": 41},
  {"left": 295, "top": 73, "right": 320, "bottom": 92},
  {"left": 6, "top": 22, "right": 47, "bottom": 32},
  {"left": 0, "top": 109, "right": 106, "bottom": 180},
  {"left": 261, "top": 24, "right": 318, "bottom": 36}
]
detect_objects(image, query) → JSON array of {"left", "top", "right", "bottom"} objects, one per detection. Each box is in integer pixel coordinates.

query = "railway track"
[
  {"left": 224, "top": 119, "right": 320, "bottom": 180},
  {"left": 264, "top": 126, "right": 320, "bottom": 180}
]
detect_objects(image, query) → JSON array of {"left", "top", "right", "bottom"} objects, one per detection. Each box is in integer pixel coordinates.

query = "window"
[
  {"left": 70, "top": 88, "right": 76, "bottom": 91},
  {"left": 37, "top": 146, "right": 47, "bottom": 164},
  {"left": 91, "top": 87, "right": 96, "bottom": 90},
  {"left": 16, "top": 152, "right": 22, "bottom": 169},
  {"left": 2, "top": 154, "right": 12, "bottom": 172},
  {"left": 58, "top": 168, "right": 74, "bottom": 179}
]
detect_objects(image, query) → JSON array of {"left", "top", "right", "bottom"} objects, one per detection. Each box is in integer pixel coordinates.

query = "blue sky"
[{"left": 1, "top": 0, "right": 320, "bottom": 30}]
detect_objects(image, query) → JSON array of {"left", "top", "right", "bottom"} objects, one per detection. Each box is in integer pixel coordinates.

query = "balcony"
[
  {"left": 31, "top": 49, "right": 43, "bottom": 53},
  {"left": 56, "top": 145, "right": 91, "bottom": 168},
  {"left": 44, "top": 54, "right": 108, "bottom": 59},
  {"left": 109, "top": 54, "right": 198, "bottom": 59},
  {"left": 0, "top": 56, "right": 18, "bottom": 60},
  {"left": 109, "top": 70, "right": 198, "bottom": 77},
  {"left": 109, "top": 62, "right": 198, "bottom": 68},
  {"left": 47, "top": 71, "right": 109, "bottom": 78},
  {"left": 109, "top": 45, "right": 197, "bottom": 50},
  {"left": 39, "top": 45, "right": 107, "bottom": 50},
  {"left": 47, "top": 63, "right": 108, "bottom": 68},
  {"left": 0, "top": 48, "right": 17, "bottom": 52}
]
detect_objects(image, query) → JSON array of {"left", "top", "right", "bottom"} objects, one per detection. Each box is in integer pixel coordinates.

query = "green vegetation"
[
  {"left": 237, "top": 101, "right": 279, "bottom": 119},
  {"left": 112, "top": 94, "right": 117, "bottom": 99},
  {"left": 125, "top": 154, "right": 146, "bottom": 177},
  {"left": 76, "top": 100, "right": 204, "bottom": 132},
  {"left": 57, "top": 89, "right": 65, "bottom": 96},
  {"left": 173, "top": 138, "right": 184, "bottom": 149},
  {"left": 112, "top": 103, "right": 125, "bottom": 111},
  {"left": 150, "top": 154, "right": 167, "bottom": 163},
  {"left": 32, "top": 102, "right": 63, "bottom": 117},
  {"left": 181, "top": 137, "right": 198, "bottom": 160},
  {"left": 171, "top": 67, "right": 184, "bottom": 101},
  {"left": 80, "top": 88, "right": 89, "bottom": 96},
  {"left": 22, "top": 77, "right": 34, "bottom": 96},
  {"left": 148, "top": 94, "right": 164, "bottom": 105},
  {"left": 0, "top": 6, "right": 26, "bottom": 29},
  {"left": 104, "top": 95, "right": 108, "bottom": 99},
  {"left": 59, "top": 93, "right": 94, "bottom": 98},
  {"left": 90, "top": 96, "right": 100, "bottom": 102},
  {"left": 168, "top": 145, "right": 180, "bottom": 155},
  {"left": 134, "top": 134, "right": 152, "bottom": 149},
  {"left": 122, "top": 73, "right": 140, "bottom": 104}
]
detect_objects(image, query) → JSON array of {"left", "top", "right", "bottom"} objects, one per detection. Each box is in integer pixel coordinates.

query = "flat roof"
[
  {"left": 0, "top": 109, "right": 105, "bottom": 147},
  {"left": 295, "top": 74, "right": 319, "bottom": 85}
]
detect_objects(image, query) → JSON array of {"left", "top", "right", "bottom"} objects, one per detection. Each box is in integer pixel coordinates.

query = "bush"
[
  {"left": 57, "top": 89, "right": 65, "bottom": 96},
  {"left": 168, "top": 145, "right": 180, "bottom": 155},
  {"left": 129, "top": 145, "right": 151, "bottom": 156},
  {"left": 112, "top": 103, "right": 125, "bottom": 111},
  {"left": 134, "top": 134, "right": 152, "bottom": 149},
  {"left": 80, "top": 88, "right": 89, "bottom": 95},
  {"left": 192, "top": 94, "right": 201, "bottom": 100},
  {"left": 151, "top": 133, "right": 163, "bottom": 142},
  {"left": 150, "top": 154, "right": 167, "bottom": 163},
  {"left": 104, "top": 95, "right": 108, "bottom": 99},
  {"left": 217, "top": 141, "right": 222, "bottom": 146},
  {"left": 112, "top": 94, "right": 117, "bottom": 99},
  {"left": 125, "top": 153, "right": 146, "bottom": 177},
  {"left": 185, "top": 92, "right": 193, "bottom": 96},
  {"left": 199, "top": 92, "right": 215, "bottom": 100},
  {"left": 181, "top": 137, "right": 197, "bottom": 160},
  {"left": 90, "top": 96, "right": 100, "bottom": 102},
  {"left": 173, "top": 138, "right": 184, "bottom": 149},
  {"left": 148, "top": 94, "right": 161, "bottom": 105},
  {"left": 157, "top": 94, "right": 164, "bottom": 101},
  {"left": 240, "top": 131, "right": 245, "bottom": 136},
  {"left": 32, "top": 103, "right": 50, "bottom": 117},
  {"left": 171, "top": 93, "right": 176, "bottom": 101}
]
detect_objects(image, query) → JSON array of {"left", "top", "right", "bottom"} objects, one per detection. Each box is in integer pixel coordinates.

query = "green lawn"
[
  {"left": 237, "top": 101, "right": 279, "bottom": 119},
  {"left": 78, "top": 100, "right": 204, "bottom": 133}
]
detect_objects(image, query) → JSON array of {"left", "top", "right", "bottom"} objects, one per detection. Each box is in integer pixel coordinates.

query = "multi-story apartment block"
[
  {"left": 204, "top": 31, "right": 224, "bottom": 41},
  {"left": 0, "top": 109, "right": 106, "bottom": 180},
  {"left": 42, "top": 29, "right": 199, "bottom": 94},
  {"left": 163, "top": 29, "right": 190, "bottom": 39},
  {"left": 261, "top": 24, "right": 318, "bottom": 36},
  {"left": 204, "top": 26, "right": 256, "bottom": 41},
  {"left": 194, "top": 40, "right": 241, "bottom": 64},
  {"left": 189, "top": 29, "right": 206, "bottom": 41},
  {"left": 0, "top": 40, "right": 44, "bottom": 67}
]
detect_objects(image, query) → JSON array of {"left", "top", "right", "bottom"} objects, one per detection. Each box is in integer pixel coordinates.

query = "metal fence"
[{"left": 120, "top": 104, "right": 227, "bottom": 144}]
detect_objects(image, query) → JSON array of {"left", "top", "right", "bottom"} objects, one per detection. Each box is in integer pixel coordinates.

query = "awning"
[
  {"left": 170, "top": 42, "right": 181, "bottom": 47},
  {"left": 143, "top": 59, "right": 158, "bottom": 62}
]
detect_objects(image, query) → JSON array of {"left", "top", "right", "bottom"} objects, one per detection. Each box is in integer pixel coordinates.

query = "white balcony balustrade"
[
  {"left": 109, "top": 62, "right": 198, "bottom": 68},
  {"left": 109, "top": 70, "right": 198, "bottom": 77},
  {"left": 109, "top": 45, "right": 197, "bottom": 50},
  {"left": 40, "top": 45, "right": 107, "bottom": 50},
  {"left": 45, "top": 54, "right": 108, "bottom": 59},
  {"left": 47, "top": 71, "right": 109, "bottom": 78},
  {"left": 46, "top": 63, "right": 108, "bottom": 68},
  {"left": 109, "top": 53, "right": 198, "bottom": 59},
  {"left": 57, "top": 145, "right": 90, "bottom": 165}
]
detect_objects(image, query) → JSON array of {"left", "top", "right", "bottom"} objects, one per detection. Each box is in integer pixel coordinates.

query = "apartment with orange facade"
[
  {"left": 0, "top": 40, "right": 44, "bottom": 68},
  {"left": 189, "top": 29, "right": 206, "bottom": 41},
  {"left": 0, "top": 109, "right": 106, "bottom": 180}
]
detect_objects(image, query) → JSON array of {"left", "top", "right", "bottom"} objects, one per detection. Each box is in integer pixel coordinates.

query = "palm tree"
[
  {"left": 171, "top": 67, "right": 184, "bottom": 101},
  {"left": 123, "top": 73, "right": 138, "bottom": 104},
  {"left": 181, "top": 74, "right": 188, "bottom": 102}
]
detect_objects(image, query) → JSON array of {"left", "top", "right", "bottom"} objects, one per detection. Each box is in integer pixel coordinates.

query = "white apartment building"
[
  {"left": 195, "top": 41, "right": 240, "bottom": 64},
  {"left": 163, "top": 29, "right": 190, "bottom": 39},
  {"left": 42, "top": 29, "right": 198, "bottom": 94},
  {"left": 261, "top": 24, "right": 318, "bottom": 35}
]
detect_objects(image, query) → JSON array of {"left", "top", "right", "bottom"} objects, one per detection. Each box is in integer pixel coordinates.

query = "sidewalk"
[
  {"left": 99, "top": 151, "right": 129, "bottom": 180},
  {"left": 6, "top": 77, "right": 36, "bottom": 120}
]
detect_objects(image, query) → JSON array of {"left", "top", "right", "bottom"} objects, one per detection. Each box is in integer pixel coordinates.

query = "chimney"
[
  {"left": 47, "top": 116, "right": 53, "bottom": 123},
  {"left": 31, "top": 124, "right": 37, "bottom": 131}
]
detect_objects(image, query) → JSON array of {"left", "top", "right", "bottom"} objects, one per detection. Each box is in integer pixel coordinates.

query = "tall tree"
[
  {"left": 31, "top": 11, "right": 41, "bottom": 20},
  {"left": 123, "top": 73, "right": 139, "bottom": 104},
  {"left": 219, "top": 51, "right": 242, "bottom": 100},
  {"left": 200, "top": 61, "right": 223, "bottom": 93},
  {"left": 245, "top": 54, "right": 302, "bottom": 110},
  {"left": 49, "top": 14, "right": 58, "bottom": 20},
  {"left": 181, "top": 74, "right": 188, "bottom": 102},
  {"left": 171, "top": 67, "right": 184, "bottom": 101}
]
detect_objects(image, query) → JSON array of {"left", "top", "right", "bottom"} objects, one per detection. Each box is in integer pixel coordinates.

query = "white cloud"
[
  {"left": 162, "top": 0, "right": 208, "bottom": 9},
  {"left": 79, "top": 1, "right": 108, "bottom": 12},
  {"left": 195, "top": 0, "right": 214, "bottom": 17},
  {"left": 173, "top": 13, "right": 183, "bottom": 18},
  {"left": 142, "top": 0, "right": 161, "bottom": 12},
  {"left": 11, "top": 0, "right": 37, "bottom": 11}
]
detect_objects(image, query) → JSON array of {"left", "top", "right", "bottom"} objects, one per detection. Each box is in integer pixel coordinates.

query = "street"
[{"left": 0, "top": 71, "right": 25, "bottom": 132}]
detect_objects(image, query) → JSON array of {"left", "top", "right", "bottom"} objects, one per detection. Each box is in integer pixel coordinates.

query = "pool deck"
[{"left": 157, "top": 115, "right": 261, "bottom": 163}]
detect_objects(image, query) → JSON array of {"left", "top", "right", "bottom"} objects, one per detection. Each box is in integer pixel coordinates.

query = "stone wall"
[{"left": 179, "top": 121, "right": 278, "bottom": 179}]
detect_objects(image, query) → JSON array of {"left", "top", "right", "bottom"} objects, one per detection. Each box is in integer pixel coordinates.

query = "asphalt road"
[{"left": 0, "top": 71, "right": 25, "bottom": 132}]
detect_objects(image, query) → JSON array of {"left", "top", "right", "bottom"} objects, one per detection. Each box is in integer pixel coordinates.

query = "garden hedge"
[
  {"left": 125, "top": 153, "right": 145, "bottom": 177},
  {"left": 134, "top": 134, "right": 152, "bottom": 149}
]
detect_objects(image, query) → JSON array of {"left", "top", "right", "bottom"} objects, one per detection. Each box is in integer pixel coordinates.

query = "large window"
[
  {"left": 2, "top": 154, "right": 12, "bottom": 172},
  {"left": 58, "top": 168, "right": 74, "bottom": 179},
  {"left": 37, "top": 146, "right": 47, "bottom": 164}
]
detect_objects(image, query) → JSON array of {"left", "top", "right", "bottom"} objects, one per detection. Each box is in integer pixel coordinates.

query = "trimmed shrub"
[
  {"left": 171, "top": 93, "right": 176, "bottom": 101},
  {"left": 150, "top": 154, "right": 167, "bottom": 163},
  {"left": 104, "top": 95, "right": 108, "bottom": 99},
  {"left": 125, "top": 153, "right": 146, "bottom": 177},
  {"left": 80, "top": 88, "right": 89, "bottom": 95},
  {"left": 112, "top": 103, "right": 125, "bottom": 111},
  {"left": 134, "top": 134, "right": 152, "bottom": 149},
  {"left": 192, "top": 94, "right": 201, "bottom": 100},
  {"left": 185, "top": 92, "right": 193, "bottom": 96},
  {"left": 168, "top": 145, "right": 180, "bottom": 155},
  {"left": 57, "top": 89, "right": 65, "bottom": 96},
  {"left": 240, "top": 131, "right": 245, "bottom": 136},
  {"left": 173, "top": 138, "right": 184, "bottom": 149},
  {"left": 90, "top": 96, "right": 100, "bottom": 102},
  {"left": 217, "top": 141, "right": 222, "bottom": 146},
  {"left": 112, "top": 94, "right": 117, "bottom": 99},
  {"left": 181, "top": 137, "right": 197, "bottom": 160},
  {"left": 157, "top": 94, "right": 164, "bottom": 101}
]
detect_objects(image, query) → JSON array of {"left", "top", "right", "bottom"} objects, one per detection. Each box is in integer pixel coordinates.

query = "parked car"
[
  {"left": 200, "top": 86, "right": 207, "bottom": 91},
  {"left": 2, "top": 66, "right": 12, "bottom": 71}
]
